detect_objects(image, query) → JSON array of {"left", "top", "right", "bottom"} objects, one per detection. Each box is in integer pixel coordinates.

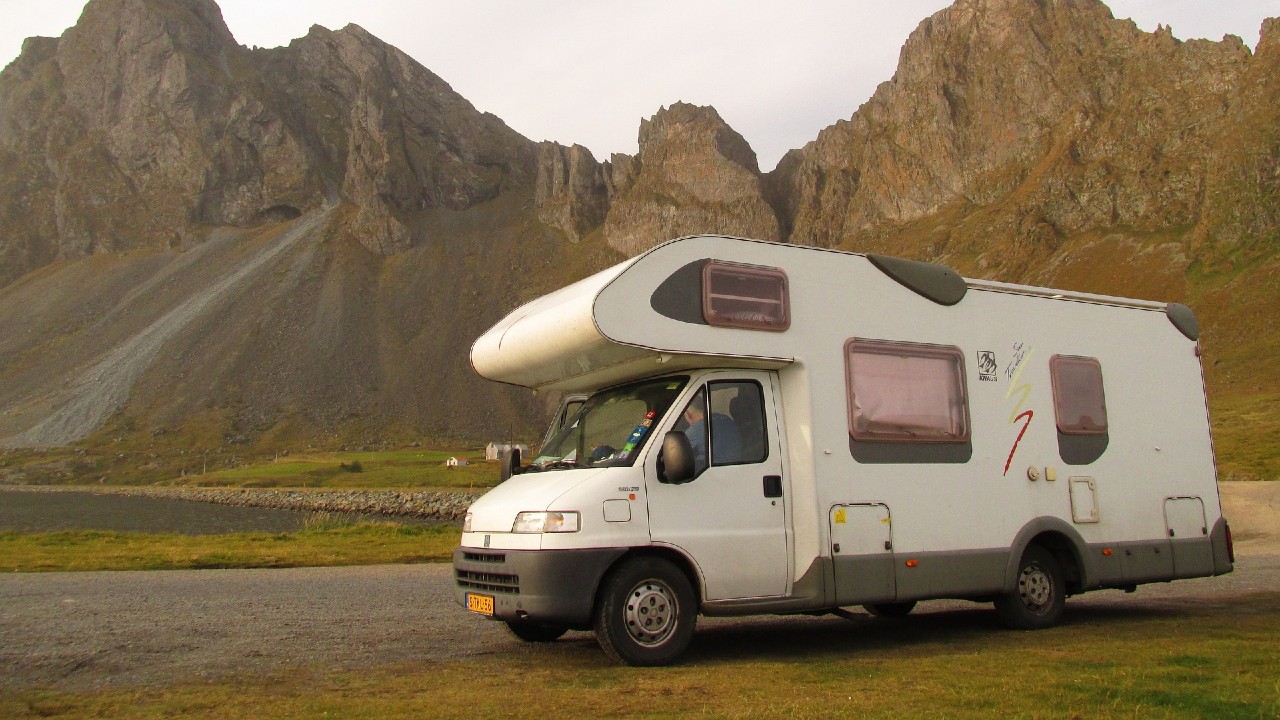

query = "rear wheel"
[
  {"left": 863, "top": 601, "right": 917, "bottom": 618},
  {"left": 994, "top": 544, "right": 1065, "bottom": 630},
  {"left": 505, "top": 621, "right": 568, "bottom": 643},
  {"left": 593, "top": 557, "right": 696, "bottom": 666}
]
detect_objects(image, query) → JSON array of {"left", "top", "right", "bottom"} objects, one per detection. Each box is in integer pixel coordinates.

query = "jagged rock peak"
[
  {"left": 603, "top": 102, "right": 780, "bottom": 255},
  {"left": 74, "top": 0, "right": 239, "bottom": 47},
  {"left": 770, "top": 0, "right": 1269, "bottom": 250},
  {"left": 0, "top": 0, "right": 546, "bottom": 280},
  {"left": 640, "top": 102, "right": 761, "bottom": 175},
  {"left": 55, "top": 0, "right": 244, "bottom": 123},
  {"left": 1258, "top": 17, "right": 1280, "bottom": 58}
]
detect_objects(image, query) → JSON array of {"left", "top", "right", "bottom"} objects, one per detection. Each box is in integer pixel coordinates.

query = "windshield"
[{"left": 529, "top": 376, "right": 689, "bottom": 471}]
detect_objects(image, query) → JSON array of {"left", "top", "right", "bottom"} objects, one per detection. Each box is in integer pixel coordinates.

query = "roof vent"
[{"left": 867, "top": 254, "right": 967, "bottom": 306}]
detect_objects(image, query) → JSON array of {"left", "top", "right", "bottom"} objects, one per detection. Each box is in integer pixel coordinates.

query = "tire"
[
  {"left": 593, "top": 557, "right": 697, "bottom": 666},
  {"left": 863, "top": 601, "right": 917, "bottom": 618},
  {"left": 505, "top": 621, "right": 568, "bottom": 643},
  {"left": 994, "top": 544, "right": 1065, "bottom": 630}
]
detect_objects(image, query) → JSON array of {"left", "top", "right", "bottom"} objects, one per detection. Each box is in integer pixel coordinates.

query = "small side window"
[
  {"left": 845, "top": 339, "right": 970, "bottom": 443},
  {"left": 1051, "top": 355, "right": 1108, "bottom": 435},
  {"left": 702, "top": 261, "right": 790, "bottom": 331},
  {"left": 673, "top": 381, "right": 769, "bottom": 477},
  {"left": 709, "top": 381, "right": 767, "bottom": 466}
]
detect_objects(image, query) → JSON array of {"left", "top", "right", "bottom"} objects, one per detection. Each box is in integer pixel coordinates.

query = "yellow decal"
[
  {"left": 834, "top": 508, "right": 847, "bottom": 524},
  {"left": 1004, "top": 345, "right": 1036, "bottom": 421}
]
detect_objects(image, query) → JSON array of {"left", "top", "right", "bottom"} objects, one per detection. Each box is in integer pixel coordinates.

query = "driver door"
[{"left": 645, "top": 370, "right": 789, "bottom": 600}]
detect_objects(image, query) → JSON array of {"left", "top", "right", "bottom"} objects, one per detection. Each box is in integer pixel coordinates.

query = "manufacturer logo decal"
[{"left": 977, "top": 350, "right": 998, "bottom": 382}]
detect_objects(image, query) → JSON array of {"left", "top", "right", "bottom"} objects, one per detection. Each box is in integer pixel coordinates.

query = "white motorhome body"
[{"left": 454, "top": 235, "right": 1232, "bottom": 665}]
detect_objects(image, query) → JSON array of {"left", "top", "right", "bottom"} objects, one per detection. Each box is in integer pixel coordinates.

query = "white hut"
[{"left": 484, "top": 442, "right": 529, "bottom": 461}]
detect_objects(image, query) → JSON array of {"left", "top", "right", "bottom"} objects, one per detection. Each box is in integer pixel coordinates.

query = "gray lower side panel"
[
  {"left": 702, "top": 558, "right": 831, "bottom": 616},
  {"left": 1117, "top": 540, "right": 1174, "bottom": 583},
  {"left": 821, "top": 535, "right": 1226, "bottom": 608},
  {"left": 707, "top": 549, "right": 1012, "bottom": 615},
  {"left": 890, "top": 549, "right": 1008, "bottom": 601},
  {"left": 452, "top": 547, "right": 627, "bottom": 626},
  {"left": 830, "top": 549, "right": 1008, "bottom": 605},
  {"left": 1090, "top": 534, "right": 1224, "bottom": 587},
  {"left": 832, "top": 553, "right": 896, "bottom": 605}
]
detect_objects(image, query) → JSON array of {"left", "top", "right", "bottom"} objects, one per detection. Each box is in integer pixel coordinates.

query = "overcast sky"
[{"left": 2, "top": 1, "right": 1276, "bottom": 170}]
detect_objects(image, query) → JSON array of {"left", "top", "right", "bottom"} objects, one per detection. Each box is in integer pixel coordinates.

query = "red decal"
[{"left": 1003, "top": 410, "right": 1034, "bottom": 476}]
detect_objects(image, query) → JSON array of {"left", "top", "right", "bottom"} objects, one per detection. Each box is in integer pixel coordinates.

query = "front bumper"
[{"left": 452, "top": 546, "right": 628, "bottom": 627}]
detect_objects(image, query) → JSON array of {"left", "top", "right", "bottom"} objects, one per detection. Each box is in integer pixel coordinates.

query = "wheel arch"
[
  {"left": 598, "top": 545, "right": 705, "bottom": 610},
  {"left": 1005, "top": 518, "right": 1090, "bottom": 595}
]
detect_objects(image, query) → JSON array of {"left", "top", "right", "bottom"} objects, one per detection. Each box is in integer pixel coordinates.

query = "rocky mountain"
[
  {"left": 0, "top": 0, "right": 558, "bottom": 458},
  {"left": 0, "top": 0, "right": 1275, "bottom": 481}
]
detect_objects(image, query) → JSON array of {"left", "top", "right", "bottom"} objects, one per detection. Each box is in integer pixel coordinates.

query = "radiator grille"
[
  {"left": 463, "top": 551, "right": 506, "bottom": 563},
  {"left": 456, "top": 550, "right": 519, "bottom": 594},
  {"left": 456, "top": 568, "right": 519, "bottom": 594}
]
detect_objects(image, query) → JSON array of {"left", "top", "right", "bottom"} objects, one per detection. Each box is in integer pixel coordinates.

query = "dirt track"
[{"left": 1220, "top": 481, "right": 1280, "bottom": 556}]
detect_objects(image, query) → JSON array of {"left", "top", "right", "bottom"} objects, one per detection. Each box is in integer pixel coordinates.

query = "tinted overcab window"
[{"left": 702, "top": 261, "right": 790, "bottom": 331}]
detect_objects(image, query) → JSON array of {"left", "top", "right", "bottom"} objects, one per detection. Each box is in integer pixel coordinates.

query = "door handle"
[{"left": 763, "top": 475, "right": 783, "bottom": 498}]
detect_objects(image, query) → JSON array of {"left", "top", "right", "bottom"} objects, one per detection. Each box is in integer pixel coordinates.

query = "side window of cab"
[{"left": 674, "top": 381, "right": 768, "bottom": 477}]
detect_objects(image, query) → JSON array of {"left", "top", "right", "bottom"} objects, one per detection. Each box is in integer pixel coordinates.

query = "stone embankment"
[{"left": 0, "top": 485, "right": 479, "bottom": 522}]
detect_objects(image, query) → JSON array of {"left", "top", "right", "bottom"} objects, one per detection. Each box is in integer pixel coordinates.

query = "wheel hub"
[
  {"left": 1018, "top": 565, "right": 1053, "bottom": 610},
  {"left": 624, "top": 580, "right": 676, "bottom": 646}
]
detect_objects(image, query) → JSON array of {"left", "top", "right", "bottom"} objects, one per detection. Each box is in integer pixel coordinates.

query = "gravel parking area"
[
  {"left": 2, "top": 556, "right": 1276, "bottom": 691},
  {"left": 2, "top": 481, "right": 1274, "bottom": 690}
]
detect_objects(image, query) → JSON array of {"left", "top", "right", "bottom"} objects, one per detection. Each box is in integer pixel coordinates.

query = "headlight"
[
  {"left": 511, "top": 511, "right": 581, "bottom": 533},
  {"left": 463, "top": 512, "right": 473, "bottom": 533}
]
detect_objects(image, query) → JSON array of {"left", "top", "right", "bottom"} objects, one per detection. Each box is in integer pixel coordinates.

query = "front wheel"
[
  {"left": 593, "top": 557, "right": 696, "bottom": 666},
  {"left": 994, "top": 544, "right": 1065, "bottom": 630}
]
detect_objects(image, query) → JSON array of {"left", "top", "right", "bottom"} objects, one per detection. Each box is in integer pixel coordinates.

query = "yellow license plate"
[{"left": 466, "top": 593, "right": 495, "bottom": 616}]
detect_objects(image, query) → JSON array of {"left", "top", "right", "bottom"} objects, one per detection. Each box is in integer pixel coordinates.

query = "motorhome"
[{"left": 453, "top": 234, "right": 1233, "bottom": 666}]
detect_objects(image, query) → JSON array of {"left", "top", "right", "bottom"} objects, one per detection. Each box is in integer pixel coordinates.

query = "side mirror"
[
  {"left": 658, "top": 431, "right": 695, "bottom": 485},
  {"left": 499, "top": 447, "right": 522, "bottom": 482}
]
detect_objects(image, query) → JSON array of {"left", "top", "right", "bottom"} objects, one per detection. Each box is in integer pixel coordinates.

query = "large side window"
[
  {"left": 1050, "top": 355, "right": 1108, "bottom": 435},
  {"left": 675, "top": 381, "right": 768, "bottom": 477},
  {"left": 845, "top": 339, "right": 970, "bottom": 443},
  {"left": 702, "top": 261, "right": 790, "bottom": 331}
]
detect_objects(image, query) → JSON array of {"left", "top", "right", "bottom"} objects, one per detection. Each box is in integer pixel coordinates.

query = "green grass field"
[
  {"left": 173, "top": 449, "right": 499, "bottom": 490},
  {"left": 0, "top": 520, "right": 462, "bottom": 572},
  {"left": 4, "top": 593, "right": 1278, "bottom": 719},
  {"left": 0, "top": 445, "right": 504, "bottom": 489}
]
